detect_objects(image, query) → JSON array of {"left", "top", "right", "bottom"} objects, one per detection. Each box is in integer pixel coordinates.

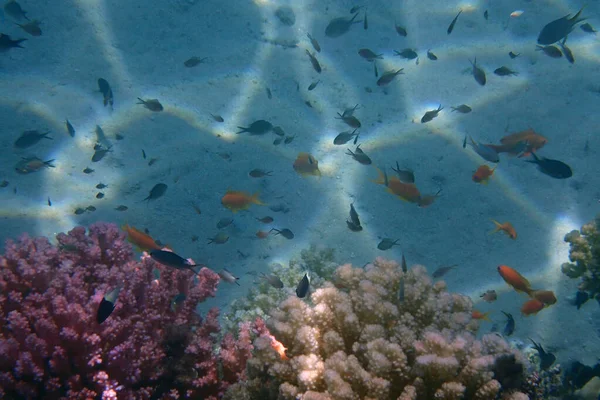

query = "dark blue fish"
[
  {"left": 296, "top": 273, "right": 310, "bottom": 298},
  {"left": 150, "top": 249, "right": 199, "bottom": 274},
  {"left": 501, "top": 311, "right": 515, "bottom": 336},
  {"left": 525, "top": 152, "right": 572, "bottom": 179},
  {"left": 529, "top": 339, "right": 556, "bottom": 370},
  {"left": 97, "top": 285, "right": 122, "bottom": 324},
  {"left": 537, "top": 7, "right": 586, "bottom": 45},
  {"left": 143, "top": 183, "right": 168, "bottom": 202}
]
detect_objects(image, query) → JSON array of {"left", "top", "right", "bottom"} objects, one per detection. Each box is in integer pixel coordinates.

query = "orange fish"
[
  {"left": 472, "top": 165, "right": 496, "bottom": 184},
  {"left": 122, "top": 224, "right": 161, "bottom": 252},
  {"left": 221, "top": 190, "right": 265, "bottom": 212},
  {"left": 491, "top": 220, "right": 517, "bottom": 239},
  {"left": 471, "top": 310, "right": 491, "bottom": 321},
  {"left": 521, "top": 298, "right": 545, "bottom": 316},
  {"left": 293, "top": 152, "right": 321, "bottom": 177},
  {"left": 256, "top": 230, "right": 270, "bottom": 239},
  {"left": 487, "top": 128, "right": 547, "bottom": 157},
  {"left": 269, "top": 334, "right": 288, "bottom": 360},
  {"left": 532, "top": 290, "right": 557, "bottom": 305},
  {"left": 497, "top": 265, "right": 533, "bottom": 296},
  {"left": 373, "top": 168, "right": 421, "bottom": 203}
]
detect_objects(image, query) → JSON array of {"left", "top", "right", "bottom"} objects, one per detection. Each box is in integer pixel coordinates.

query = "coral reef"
[
  {"left": 561, "top": 214, "right": 600, "bottom": 303},
  {"left": 0, "top": 222, "right": 255, "bottom": 399},
  {"left": 226, "top": 257, "right": 528, "bottom": 399}
]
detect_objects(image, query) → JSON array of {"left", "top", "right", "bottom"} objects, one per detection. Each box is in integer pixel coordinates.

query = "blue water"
[{"left": 0, "top": 0, "right": 598, "bottom": 382}]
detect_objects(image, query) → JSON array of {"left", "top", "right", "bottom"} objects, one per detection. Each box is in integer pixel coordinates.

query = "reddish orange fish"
[
  {"left": 221, "top": 190, "right": 264, "bottom": 212},
  {"left": 293, "top": 152, "right": 321, "bottom": 177},
  {"left": 532, "top": 290, "right": 557, "bottom": 305},
  {"left": 487, "top": 128, "right": 547, "bottom": 157},
  {"left": 472, "top": 165, "right": 496, "bottom": 184},
  {"left": 471, "top": 310, "right": 491, "bottom": 321},
  {"left": 491, "top": 220, "right": 517, "bottom": 239},
  {"left": 122, "top": 224, "right": 161, "bottom": 252},
  {"left": 497, "top": 265, "right": 533, "bottom": 296},
  {"left": 373, "top": 168, "right": 421, "bottom": 203},
  {"left": 255, "top": 230, "right": 270, "bottom": 239},
  {"left": 521, "top": 298, "right": 545, "bottom": 316},
  {"left": 269, "top": 334, "right": 288, "bottom": 360}
]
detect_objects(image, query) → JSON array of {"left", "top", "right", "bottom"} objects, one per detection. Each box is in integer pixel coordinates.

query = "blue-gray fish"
[
  {"left": 143, "top": 183, "right": 168, "bottom": 201},
  {"left": 325, "top": 13, "right": 360, "bottom": 38},
  {"left": 468, "top": 136, "right": 499, "bottom": 163},
  {"left": 14, "top": 130, "right": 52, "bottom": 148},
  {"left": 537, "top": 7, "right": 586, "bottom": 45}
]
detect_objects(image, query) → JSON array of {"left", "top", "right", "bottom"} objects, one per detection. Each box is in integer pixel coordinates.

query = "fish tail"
[
  {"left": 490, "top": 220, "right": 502, "bottom": 234},
  {"left": 571, "top": 6, "right": 586, "bottom": 23},
  {"left": 372, "top": 167, "right": 386, "bottom": 185},
  {"left": 251, "top": 192, "right": 266, "bottom": 205},
  {"left": 482, "top": 312, "right": 491, "bottom": 321}
]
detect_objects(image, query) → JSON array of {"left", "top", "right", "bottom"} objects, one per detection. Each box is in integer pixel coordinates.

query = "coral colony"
[{"left": 3, "top": 222, "right": 597, "bottom": 399}]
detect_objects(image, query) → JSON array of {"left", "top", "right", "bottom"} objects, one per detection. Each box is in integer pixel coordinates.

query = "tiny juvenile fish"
[
  {"left": 216, "top": 217, "right": 233, "bottom": 229},
  {"left": 421, "top": 105, "right": 443, "bottom": 123},
  {"left": 348, "top": 202, "right": 361, "bottom": 227},
  {"left": 480, "top": 290, "right": 497, "bottom": 303},
  {"left": 4, "top": 0, "right": 28, "bottom": 20},
  {"left": 83, "top": 167, "right": 94, "bottom": 174},
  {"left": 114, "top": 205, "right": 128, "bottom": 211},
  {"left": 581, "top": 23, "right": 597, "bottom": 33},
  {"left": 137, "top": 98, "right": 163, "bottom": 112},
  {"left": 184, "top": 56, "right": 207, "bottom": 67},
  {"left": 143, "top": 183, "right": 168, "bottom": 201},
  {"left": 509, "top": 51, "right": 520, "bottom": 59},
  {"left": 501, "top": 311, "right": 515, "bottom": 336},
  {"left": 210, "top": 113, "right": 224, "bottom": 122},
  {"left": 207, "top": 232, "right": 229, "bottom": 244},
  {"left": 451, "top": 104, "right": 472, "bottom": 113},
  {"left": 306, "top": 50, "right": 322, "bottom": 73},
  {"left": 96, "top": 183, "right": 108, "bottom": 189},
  {"left": 447, "top": 10, "right": 463, "bottom": 35},
  {"left": 395, "top": 23, "right": 407, "bottom": 37}
]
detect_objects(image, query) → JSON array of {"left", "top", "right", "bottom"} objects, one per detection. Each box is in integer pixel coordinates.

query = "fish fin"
[
  {"left": 490, "top": 220, "right": 503, "bottom": 234},
  {"left": 251, "top": 192, "right": 265, "bottom": 205},
  {"left": 372, "top": 167, "right": 386, "bottom": 185}
]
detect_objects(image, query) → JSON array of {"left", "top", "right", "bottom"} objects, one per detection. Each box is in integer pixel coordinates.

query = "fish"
[
  {"left": 325, "top": 13, "right": 360, "bottom": 38},
  {"left": 96, "top": 192, "right": 104, "bottom": 199},
  {"left": 373, "top": 62, "right": 378, "bottom": 77},
  {"left": 219, "top": 268, "right": 240, "bottom": 285},
  {"left": 336, "top": 112, "right": 361, "bottom": 128},
  {"left": 522, "top": 299, "right": 545, "bottom": 316},
  {"left": 96, "top": 183, "right": 108, "bottom": 189},
  {"left": 4, "top": 0, "right": 28, "bottom": 20},
  {"left": 373, "top": 168, "right": 421, "bottom": 203},
  {"left": 501, "top": 311, "right": 515, "bottom": 336},
  {"left": 272, "top": 126, "right": 285, "bottom": 136},
  {"left": 256, "top": 216, "right": 274, "bottom": 223},
  {"left": 141, "top": 149, "right": 147, "bottom": 159},
  {"left": 525, "top": 152, "right": 572, "bottom": 179},
  {"left": 14, "top": 130, "right": 52, "bottom": 148},
  {"left": 137, "top": 98, "right": 163, "bottom": 112},
  {"left": 395, "top": 23, "right": 407, "bottom": 36},
  {"left": 273, "top": 137, "right": 283, "bottom": 145},
  {"left": 363, "top": 9, "right": 368, "bottom": 30},
  {"left": 293, "top": 152, "right": 321, "bottom": 177},
  {"left": 333, "top": 129, "right": 359, "bottom": 145},
  {"left": 394, "top": 48, "right": 418, "bottom": 59},
  {"left": 346, "top": 220, "right": 363, "bottom": 232},
  {"left": 480, "top": 290, "right": 497, "bottom": 303},
  {"left": 472, "top": 165, "right": 496, "bottom": 184},
  {"left": 0, "top": 33, "right": 26, "bottom": 51},
  {"left": 91, "top": 145, "right": 112, "bottom": 162},
  {"left": 0, "top": 180, "right": 9, "bottom": 188},
  {"left": 216, "top": 217, "right": 233, "bottom": 229},
  {"left": 47, "top": 197, "right": 51, "bottom": 206},
  {"left": 494, "top": 66, "right": 518, "bottom": 76},
  {"left": 255, "top": 230, "right": 270, "bottom": 239},
  {"left": 143, "top": 183, "right": 168, "bottom": 202},
  {"left": 417, "top": 189, "right": 442, "bottom": 208},
  {"left": 306, "top": 33, "right": 321, "bottom": 52},
  {"left": 471, "top": 310, "right": 491, "bottom": 321},
  {"left": 421, "top": 105, "right": 443, "bottom": 123},
  {"left": 308, "top": 80, "right": 320, "bottom": 91},
  {"left": 122, "top": 224, "right": 161, "bottom": 251},
  {"left": 427, "top": 50, "right": 438, "bottom": 60},
  {"left": 261, "top": 273, "right": 284, "bottom": 289},
  {"left": 349, "top": 203, "right": 361, "bottom": 227},
  {"left": 491, "top": 220, "right": 517, "bottom": 239},
  {"left": 83, "top": 167, "right": 94, "bottom": 174},
  {"left": 97, "top": 78, "right": 114, "bottom": 108},
  {"left": 207, "top": 232, "right": 229, "bottom": 244},
  {"left": 451, "top": 104, "right": 472, "bottom": 113},
  {"left": 270, "top": 228, "right": 294, "bottom": 239},
  {"left": 432, "top": 264, "right": 457, "bottom": 278},
  {"left": 509, "top": 51, "right": 520, "bottom": 59},
  {"left": 377, "top": 238, "right": 400, "bottom": 251},
  {"left": 237, "top": 120, "right": 273, "bottom": 135},
  {"left": 150, "top": 249, "right": 201, "bottom": 274},
  {"left": 484, "top": 10, "right": 489, "bottom": 20},
  {"left": 391, "top": 163, "right": 415, "bottom": 183},
  {"left": 558, "top": 39, "right": 575, "bottom": 63},
  {"left": 580, "top": 23, "right": 597, "bottom": 33},
  {"left": 537, "top": 6, "right": 586, "bottom": 45},
  {"left": 376, "top": 69, "right": 404, "bottom": 86},
  {"left": 346, "top": 145, "right": 371, "bottom": 165},
  {"left": 15, "top": 157, "right": 55, "bottom": 174},
  {"left": 529, "top": 339, "right": 556, "bottom": 370},
  {"left": 86, "top": 205, "right": 96, "bottom": 212},
  {"left": 342, "top": 104, "right": 360, "bottom": 117},
  {"left": 349, "top": 5, "right": 363, "bottom": 13},
  {"left": 74, "top": 207, "right": 86, "bottom": 215},
  {"left": 470, "top": 58, "right": 486, "bottom": 86},
  {"left": 210, "top": 113, "right": 224, "bottom": 122},
  {"left": 221, "top": 190, "right": 265, "bottom": 212},
  {"left": 497, "top": 265, "right": 533, "bottom": 296},
  {"left": 65, "top": 120, "right": 75, "bottom": 137},
  {"left": 447, "top": 10, "right": 463, "bottom": 34},
  {"left": 536, "top": 45, "right": 562, "bottom": 58},
  {"left": 532, "top": 290, "right": 557, "bottom": 306},
  {"left": 401, "top": 253, "right": 408, "bottom": 273},
  {"left": 114, "top": 205, "right": 128, "bottom": 211},
  {"left": 296, "top": 273, "right": 310, "bottom": 298},
  {"left": 249, "top": 169, "right": 273, "bottom": 178},
  {"left": 97, "top": 285, "right": 123, "bottom": 324},
  {"left": 358, "top": 48, "right": 383, "bottom": 61},
  {"left": 170, "top": 293, "right": 186, "bottom": 312},
  {"left": 572, "top": 291, "right": 589, "bottom": 309},
  {"left": 16, "top": 19, "right": 41, "bottom": 36},
  {"left": 488, "top": 128, "right": 547, "bottom": 157},
  {"left": 284, "top": 135, "right": 295, "bottom": 144},
  {"left": 184, "top": 56, "right": 207, "bottom": 67},
  {"left": 306, "top": 50, "right": 322, "bottom": 73}
]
